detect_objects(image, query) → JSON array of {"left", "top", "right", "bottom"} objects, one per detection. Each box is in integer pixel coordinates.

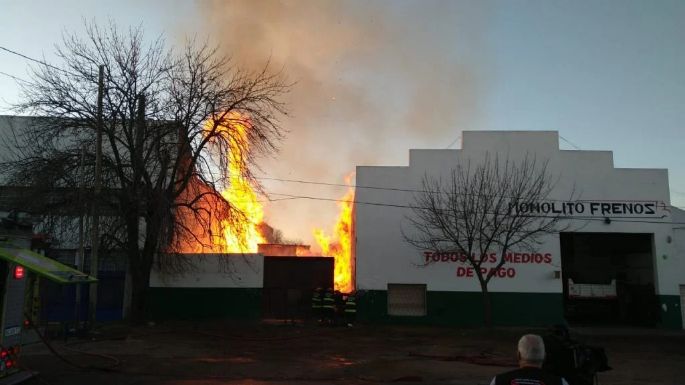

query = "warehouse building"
[{"left": 354, "top": 131, "right": 684, "bottom": 329}]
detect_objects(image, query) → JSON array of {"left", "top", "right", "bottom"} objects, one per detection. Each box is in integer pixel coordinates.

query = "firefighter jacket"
[
  {"left": 311, "top": 290, "right": 322, "bottom": 309},
  {"left": 322, "top": 291, "right": 335, "bottom": 309},
  {"left": 344, "top": 295, "right": 357, "bottom": 313}
]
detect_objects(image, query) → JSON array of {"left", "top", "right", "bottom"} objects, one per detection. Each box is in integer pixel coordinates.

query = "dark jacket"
[{"left": 490, "top": 366, "right": 568, "bottom": 385}]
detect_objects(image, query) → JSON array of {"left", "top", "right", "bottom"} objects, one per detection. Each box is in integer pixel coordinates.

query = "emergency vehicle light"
[{"left": 13, "top": 265, "right": 24, "bottom": 280}]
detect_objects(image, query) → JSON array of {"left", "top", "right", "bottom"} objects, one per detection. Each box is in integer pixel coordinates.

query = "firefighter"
[
  {"left": 344, "top": 292, "right": 357, "bottom": 327},
  {"left": 333, "top": 290, "right": 344, "bottom": 325},
  {"left": 322, "top": 288, "right": 335, "bottom": 325},
  {"left": 311, "top": 287, "right": 323, "bottom": 323}
]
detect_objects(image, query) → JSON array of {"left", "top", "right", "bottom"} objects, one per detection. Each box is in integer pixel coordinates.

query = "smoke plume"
[{"left": 197, "top": 0, "right": 487, "bottom": 244}]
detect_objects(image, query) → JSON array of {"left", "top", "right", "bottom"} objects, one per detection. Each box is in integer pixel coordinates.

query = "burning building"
[
  {"left": 149, "top": 114, "right": 356, "bottom": 320},
  {"left": 168, "top": 111, "right": 355, "bottom": 286}
]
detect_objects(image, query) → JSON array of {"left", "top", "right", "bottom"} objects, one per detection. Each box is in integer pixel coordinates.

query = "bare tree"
[
  {"left": 403, "top": 154, "right": 569, "bottom": 327},
  {"left": 0, "top": 22, "right": 289, "bottom": 322}
]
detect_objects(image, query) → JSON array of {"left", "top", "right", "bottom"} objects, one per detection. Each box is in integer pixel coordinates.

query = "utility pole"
[
  {"left": 88, "top": 65, "right": 104, "bottom": 328},
  {"left": 134, "top": 94, "right": 145, "bottom": 181},
  {"left": 75, "top": 144, "right": 87, "bottom": 330},
  {"left": 126, "top": 93, "right": 146, "bottom": 320}
]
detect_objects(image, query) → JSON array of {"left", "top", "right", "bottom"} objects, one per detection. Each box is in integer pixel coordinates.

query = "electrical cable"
[
  {"left": 446, "top": 135, "right": 460, "bottom": 149},
  {"left": 256, "top": 175, "right": 681, "bottom": 210},
  {"left": 3, "top": 43, "right": 684, "bottom": 221},
  {"left": 0, "top": 46, "right": 76, "bottom": 76},
  {"left": 264, "top": 191, "right": 685, "bottom": 226},
  {"left": 559, "top": 135, "right": 582, "bottom": 150}
]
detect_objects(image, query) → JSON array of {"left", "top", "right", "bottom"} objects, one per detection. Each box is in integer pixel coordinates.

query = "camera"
[{"left": 543, "top": 325, "right": 611, "bottom": 385}]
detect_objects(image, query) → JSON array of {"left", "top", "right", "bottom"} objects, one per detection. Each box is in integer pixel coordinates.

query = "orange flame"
[
  {"left": 313, "top": 174, "right": 355, "bottom": 293},
  {"left": 211, "top": 113, "right": 266, "bottom": 252},
  {"left": 172, "top": 112, "right": 266, "bottom": 253}
]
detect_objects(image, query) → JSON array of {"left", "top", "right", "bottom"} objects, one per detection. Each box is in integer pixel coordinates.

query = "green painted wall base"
[
  {"left": 358, "top": 290, "right": 564, "bottom": 327},
  {"left": 148, "top": 287, "right": 262, "bottom": 320},
  {"left": 657, "top": 295, "right": 683, "bottom": 330},
  {"left": 147, "top": 288, "right": 682, "bottom": 329}
]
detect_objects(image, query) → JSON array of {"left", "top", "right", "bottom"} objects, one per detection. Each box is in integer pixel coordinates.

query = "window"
[{"left": 387, "top": 284, "right": 427, "bottom": 316}]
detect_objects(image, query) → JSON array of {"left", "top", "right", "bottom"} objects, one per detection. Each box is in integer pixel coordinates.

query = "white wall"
[
  {"left": 672, "top": 208, "right": 685, "bottom": 297},
  {"left": 355, "top": 131, "right": 683, "bottom": 296},
  {"left": 149, "top": 253, "right": 263, "bottom": 288}
]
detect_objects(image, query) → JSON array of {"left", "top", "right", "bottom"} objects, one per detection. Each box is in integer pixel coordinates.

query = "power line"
[
  {"left": 0, "top": 44, "right": 681, "bottom": 215},
  {"left": 0, "top": 45, "right": 76, "bottom": 76},
  {"left": 446, "top": 135, "right": 461, "bottom": 149},
  {"left": 559, "top": 134, "right": 582, "bottom": 150},
  {"left": 264, "top": 191, "right": 685, "bottom": 226},
  {"left": 256, "top": 175, "right": 678, "bottom": 209}
]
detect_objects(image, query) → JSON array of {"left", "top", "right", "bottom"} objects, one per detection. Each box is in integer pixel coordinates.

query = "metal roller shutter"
[{"left": 387, "top": 283, "right": 426, "bottom": 316}]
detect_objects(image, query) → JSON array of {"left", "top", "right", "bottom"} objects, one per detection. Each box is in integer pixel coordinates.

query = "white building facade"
[
  {"left": 355, "top": 131, "right": 684, "bottom": 329},
  {"left": 148, "top": 254, "right": 265, "bottom": 319}
]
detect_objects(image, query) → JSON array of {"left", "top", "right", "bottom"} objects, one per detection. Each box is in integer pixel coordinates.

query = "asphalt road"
[{"left": 16, "top": 321, "right": 685, "bottom": 385}]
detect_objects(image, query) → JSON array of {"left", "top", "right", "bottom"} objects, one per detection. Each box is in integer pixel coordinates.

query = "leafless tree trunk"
[
  {"left": 0, "top": 22, "right": 290, "bottom": 322},
  {"left": 404, "top": 154, "right": 570, "bottom": 327}
]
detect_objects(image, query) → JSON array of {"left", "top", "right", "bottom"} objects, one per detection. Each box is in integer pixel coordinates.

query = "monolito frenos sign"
[
  {"left": 508, "top": 200, "right": 664, "bottom": 217},
  {"left": 423, "top": 251, "right": 553, "bottom": 279}
]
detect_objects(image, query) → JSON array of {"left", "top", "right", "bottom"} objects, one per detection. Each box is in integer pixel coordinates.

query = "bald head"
[{"left": 517, "top": 334, "right": 546, "bottom": 367}]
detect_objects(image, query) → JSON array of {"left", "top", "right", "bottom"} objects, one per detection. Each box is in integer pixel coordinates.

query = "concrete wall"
[
  {"left": 149, "top": 253, "right": 263, "bottom": 288},
  {"left": 148, "top": 253, "right": 264, "bottom": 320},
  {"left": 355, "top": 131, "right": 682, "bottom": 326}
]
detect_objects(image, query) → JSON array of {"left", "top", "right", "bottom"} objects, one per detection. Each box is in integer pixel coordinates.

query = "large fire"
[
  {"left": 313, "top": 174, "right": 355, "bottom": 293},
  {"left": 172, "top": 112, "right": 355, "bottom": 293},
  {"left": 173, "top": 112, "right": 266, "bottom": 253},
  {"left": 212, "top": 113, "right": 266, "bottom": 252}
]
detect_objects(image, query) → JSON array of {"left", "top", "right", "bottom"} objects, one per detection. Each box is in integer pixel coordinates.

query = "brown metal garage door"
[{"left": 262, "top": 256, "right": 333, "bottom": 319}]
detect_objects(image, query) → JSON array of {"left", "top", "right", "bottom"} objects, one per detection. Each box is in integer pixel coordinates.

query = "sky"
[{"left": 0, "top": 0, "right": 684, "bottom": 245}]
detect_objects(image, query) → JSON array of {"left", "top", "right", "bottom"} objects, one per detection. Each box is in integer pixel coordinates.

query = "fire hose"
[{"left": 23, "top": 313, "right": 121, "bottom": 372}]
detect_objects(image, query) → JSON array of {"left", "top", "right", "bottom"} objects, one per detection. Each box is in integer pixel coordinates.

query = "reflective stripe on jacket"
[
  {"left": 311, "top": 292, "right": 322, "bottom": 309},
  {"left": 344, "top": 296, "right": 356, "bottom": 313},
  {"left": 322, "top": 292, "right": 335, "bottom": 309}
]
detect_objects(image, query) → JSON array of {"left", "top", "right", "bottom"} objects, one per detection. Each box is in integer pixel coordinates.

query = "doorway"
[{"left": 560, "top": 232, "right": 657, "bottom": 326}]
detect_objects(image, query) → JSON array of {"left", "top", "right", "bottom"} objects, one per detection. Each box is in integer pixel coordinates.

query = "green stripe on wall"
[
  {"left": 148, "top": 287, "right": 262, "bottom": 320},
  {"left": 358, "top": 290, "right": 564, "bottom": 327},
  {"left": 147, "top": 288, "right": 682, "bottom": 329}
]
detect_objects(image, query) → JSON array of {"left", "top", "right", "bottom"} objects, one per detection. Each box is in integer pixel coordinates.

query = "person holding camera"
[{"left": 490, "top": 334, "right": 569, "bottom": 385}]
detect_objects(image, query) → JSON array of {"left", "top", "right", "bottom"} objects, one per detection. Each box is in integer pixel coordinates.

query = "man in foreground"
[{"left": 490, "top": 334, "right": 569, "bottom": 385}]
